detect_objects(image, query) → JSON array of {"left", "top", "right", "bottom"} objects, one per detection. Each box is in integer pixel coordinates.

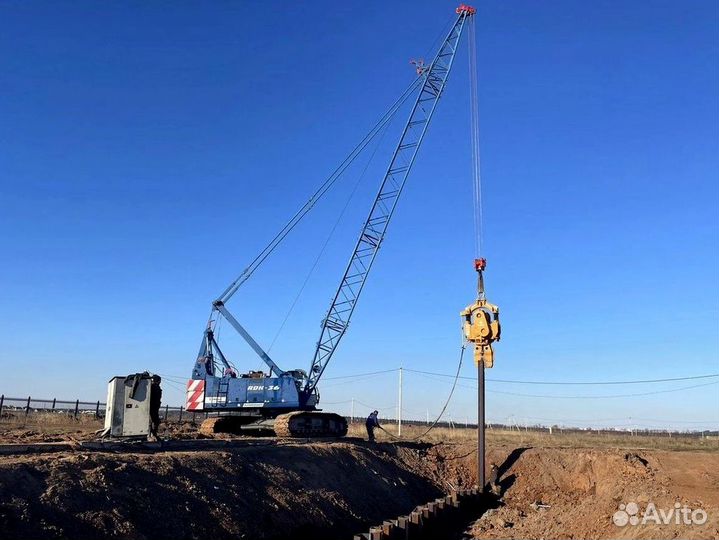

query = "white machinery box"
[{"left": 104, "top": 375, "right": 152, "bottom": 437}]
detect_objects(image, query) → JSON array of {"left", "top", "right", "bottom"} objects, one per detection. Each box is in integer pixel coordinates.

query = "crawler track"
[
  {"left": 198, "top": 411, "right": 348, "bottom": 438},
  {"left": 198, "top": 416, "right": 248, "bottom": 436},
  {"left": 273, "top": 411, "right": 348, "bottom": 438}
]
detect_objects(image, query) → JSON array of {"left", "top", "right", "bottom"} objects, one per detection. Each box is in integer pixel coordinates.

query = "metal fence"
[
  {"left": 0, "top": 395, "right": 195, "bottom": 426},
  {"left": 0, "top": 395, "right": 105, "bottom": 420},
  {"left": 2, "top": 394, "right": 715, "bottom": 437},
  {"left": 0, "top": 394, "right": 471, "bottom": 429}
]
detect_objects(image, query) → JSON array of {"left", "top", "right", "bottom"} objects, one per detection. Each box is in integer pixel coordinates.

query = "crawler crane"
[{"left": 186, "top": 5, "right": 478, "bottom": 437}]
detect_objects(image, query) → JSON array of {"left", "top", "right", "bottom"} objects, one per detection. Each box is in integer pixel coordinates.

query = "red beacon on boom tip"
[{"left": 456, "top": 4, "right": 477, "bottom": 15}]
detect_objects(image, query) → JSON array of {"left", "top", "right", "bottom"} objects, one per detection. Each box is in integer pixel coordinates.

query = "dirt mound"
[
  {"left": 471, "top": 447, "right": 719, "bottom": 539},
  {"left": 0, "top": 440, "right": 442, "bottom": 540},
  {"left": 0, "top": 420, "right": 200, "bottom": 444},
  {"left": 1, "top": 436, "right": 717, "bottom": 540}
]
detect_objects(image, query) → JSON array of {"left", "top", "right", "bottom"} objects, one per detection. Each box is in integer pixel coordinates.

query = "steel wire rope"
[
  {"left": 266, "top": 112, "right": 396, "bottom": 353},
  {"left": 215, "top": 77, "right": 423, "bottom": 306},
  {"left": 377, "top": 346, "right": 466, "bottom": 442},
  {"left": 260, "top": 15, "right": 462, "bottom": 356},
  {"left": 423, "top": 13, "right": 457, "bottom": 62},
  {"left": 159, "top": 379, "right": 189, "bottom": 399},
  {"left": 156, "top": 373, "right": 189, "bottom": 383},
  {"left": 468, "top": 15, "right": 483, "bottom": 258},
  {"left": 159, "top": 379, "right": 185, "bottom": 390}
]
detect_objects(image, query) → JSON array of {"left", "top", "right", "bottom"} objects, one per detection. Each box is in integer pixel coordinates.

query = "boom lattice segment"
[{"left": 306, "top": 10, "right": 474, "bottom": 392}]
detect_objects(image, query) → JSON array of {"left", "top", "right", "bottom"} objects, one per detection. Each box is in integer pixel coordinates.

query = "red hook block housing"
[{"left": 456, "top": 4, "right": 477, "bottom": 15}]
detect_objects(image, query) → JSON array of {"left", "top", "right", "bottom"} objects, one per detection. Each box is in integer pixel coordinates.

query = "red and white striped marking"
[{"left": 185, "top": 379, "right": 205, "bottom": 411}]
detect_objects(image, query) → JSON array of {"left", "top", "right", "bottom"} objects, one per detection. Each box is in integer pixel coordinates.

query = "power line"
[
  {"left": 155, "top": 368, "right": 398, "bottom": 383},
  {"left": 320, "top": 373, "right": 394, "bottom": 389},
  {"left": 521, "top": 415, "right": 719, "bottom": 425},
  {"left": 410, "top": 370, "right": 719, "bottom": 399},
  {"left": 155, "top": 367, "right": 719, "bottom": 392},
  {"left": 321, "top": 366, "right": 719, "bottom": 385},
  {"left": 323, "top": 368, "right": 398, "bottom": 380},
  {"left": 404, "top": 368, "right": 719, "bottom": 386},
  {"left": 377, "top": 347, "right": 468, "bottom": 442},
  {"left": 488, "top": 381, "right": 719, "bottom": 399},
  {"left": 354, "top": 399, "right": 395, "bottom": 411}
]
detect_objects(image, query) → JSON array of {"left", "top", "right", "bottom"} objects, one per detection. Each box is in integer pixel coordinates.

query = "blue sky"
[{"left": 1, "top": 1, "right": 717, "bottom": 430}]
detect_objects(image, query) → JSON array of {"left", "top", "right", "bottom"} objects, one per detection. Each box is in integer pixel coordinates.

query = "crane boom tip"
[{"left": 456, "top": 4, "right": 477, "bottom": 15}]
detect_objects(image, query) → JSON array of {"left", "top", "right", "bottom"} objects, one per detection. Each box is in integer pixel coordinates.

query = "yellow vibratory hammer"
[{"left": 461, "top": 258, "right": 501, "bottom": 367}]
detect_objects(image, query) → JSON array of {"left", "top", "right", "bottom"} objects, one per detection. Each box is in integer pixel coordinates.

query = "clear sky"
[{"left": 1, "top": 1, "right": 717, "bottom": 431}]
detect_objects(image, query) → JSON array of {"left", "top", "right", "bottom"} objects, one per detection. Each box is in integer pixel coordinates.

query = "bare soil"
[
  {"left": 471, "top": 446, "right": 719, "bottom": 539},
  {"left": 0, "top": 440, "right": 444, "bottom": 540},
  {"left": 1, "top": 421, "right": 717, "bottom": 539}
]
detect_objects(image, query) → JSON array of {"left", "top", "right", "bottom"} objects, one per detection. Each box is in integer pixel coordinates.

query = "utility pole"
[
  {"left": 478, "top": 360, "right": 485, "bottom": 492},
  {"left": 426, "top": 408, "right": 429, "bottom": 425},
  {"left": 351, "top": 398, "right": 354, "bottom": 423},
  {"left": 398, "top": 367, "right": 403, "bottom": 436}
]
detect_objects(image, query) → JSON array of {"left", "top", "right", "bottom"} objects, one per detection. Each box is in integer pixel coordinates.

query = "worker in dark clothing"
[
  {"left": 489, "top": 462, "right": 501, "bottom": 495},
  {"left": 366, "top": 410, "right": 380, "bottom": 442},
  {"left": 149, "top": 375, "right": 162, "bottom": 440}
]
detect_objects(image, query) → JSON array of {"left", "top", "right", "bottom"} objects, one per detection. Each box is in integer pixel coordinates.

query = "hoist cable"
[
  {"left": 267, "top": 115, "right": 395, "bottom": 353},
  {"left": 215, "top": 77, "right": 423, "bottom": 305},
  {"left": 422, "top": 13, "right": 458, "bottom": 66},
  {"left": 378, "top": 346, "right": 466, "bottom": 442},
  {"left": 468, "top": 16, "right": 483, "bottom": 258}
]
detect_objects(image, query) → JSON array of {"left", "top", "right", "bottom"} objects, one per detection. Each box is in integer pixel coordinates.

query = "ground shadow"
[
  {"left": 497, "top": 446, "right": 530, "bottom": 479},
  {"left": 393, "top": 446, "right": 532, "bottom": 540},
  {"left": 440, "top": 447, "right": 530, "bottom": 540}
]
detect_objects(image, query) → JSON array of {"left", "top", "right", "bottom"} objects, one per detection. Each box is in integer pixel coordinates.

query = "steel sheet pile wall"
[{"left": 354, "top": 488, "right": 487, "bottom": 540}]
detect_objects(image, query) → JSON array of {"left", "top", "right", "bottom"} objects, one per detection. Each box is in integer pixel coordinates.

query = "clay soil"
[
  {"left": 1, "top": 421, "right": 718, "bottom": 539},
  {"left": 472, "top": 446, "right": 719, "bottom": 539}
]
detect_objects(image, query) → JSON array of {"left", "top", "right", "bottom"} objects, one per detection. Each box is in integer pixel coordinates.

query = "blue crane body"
[{"left": 186, "top": 5, "right": 477, "bottom": 437}]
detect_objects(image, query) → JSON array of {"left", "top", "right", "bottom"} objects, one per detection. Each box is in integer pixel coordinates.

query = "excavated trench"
[
  {"left": 1, "top": 438, "right": 717, "bottom": 540},
  {"left": 0, "top": 439, "right": 481, "bottom": 540}
]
